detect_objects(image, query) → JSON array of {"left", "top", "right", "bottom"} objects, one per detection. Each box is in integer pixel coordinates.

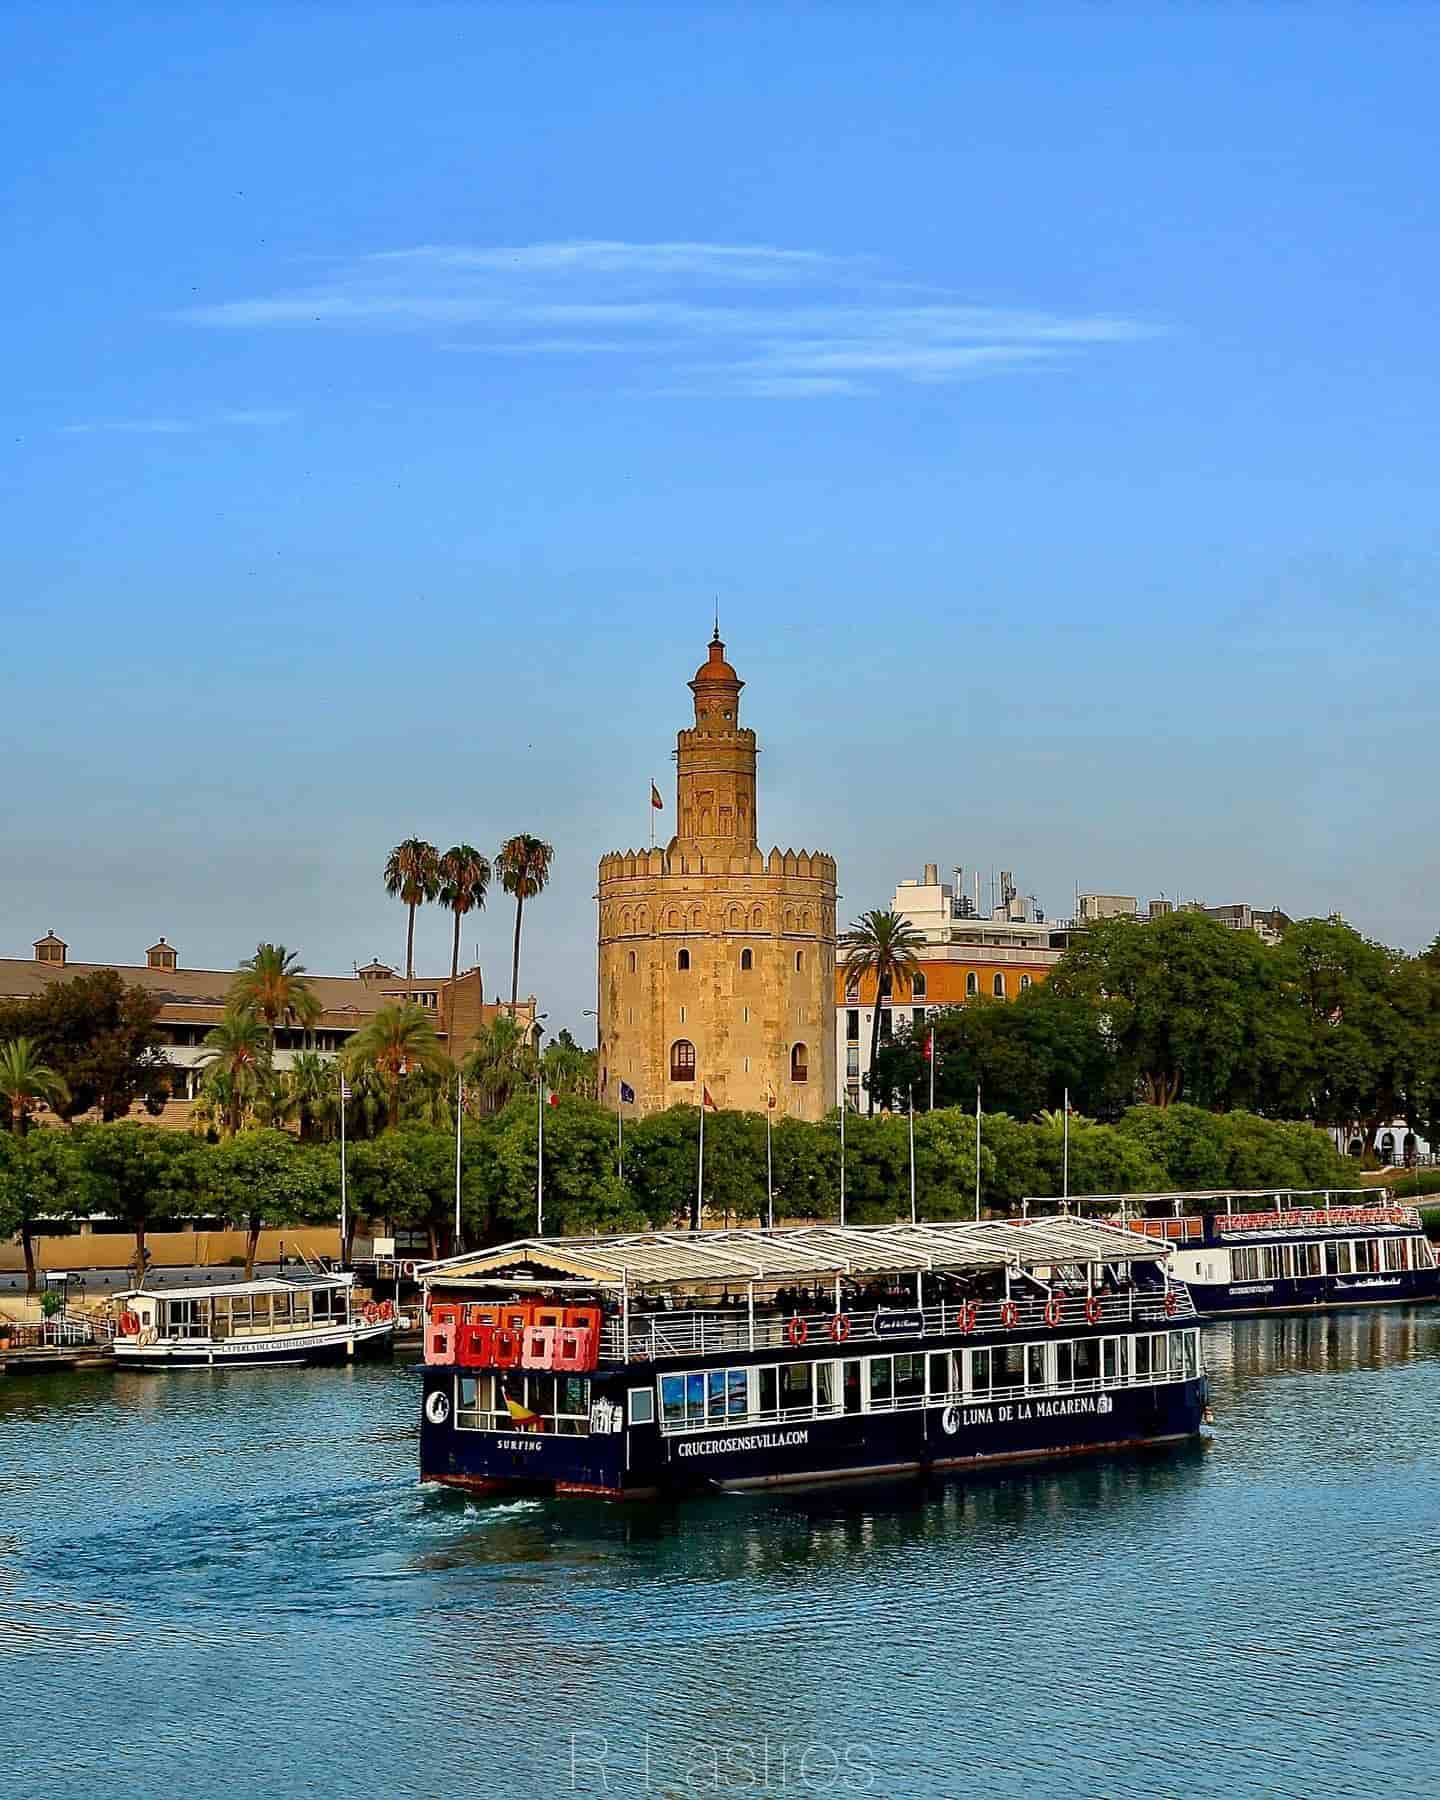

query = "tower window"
[
  {"left": 628, "top": 951, "right": 637, "bottom": 973},
  {"left": 790, "top": 1043, "right": 809, "bottom": 1083},
  {"left": 670, "top": 1039, "right": 696, "bottom": 1083},
  {"left": 993, "top": 974, "right": 1005, "bottom": 998},
  {"left": 794, "top": 951, "right": 804, "bottom": 973},
  {"left": 677, "top": 949, "right": 690, "bottom": 972},
  {"left": 740, "top": 947, "right": 753, "bottom": 971}
]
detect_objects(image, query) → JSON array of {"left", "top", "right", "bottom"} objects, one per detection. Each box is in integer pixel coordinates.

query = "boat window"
[
  {"left": 707, "top": 1370, "right": 728, "bottom": 1424},
  {"left": 728, "top": 1368, "right": 747, "bottom": 1417},
  {"left": 1416, "top": 1237, "right": 1437, "bottom": 1271},
  {"left": 752, "top": 1360, "right": 777, "bottom": 1418},
  {"left": 1055, "top": 1342, "right": 1073, "bottom": 1388},
  {"left": 1353, "top": 1239, "right": 1379, "bottom": 1273},
  {"left": 1116, "top": 1337, "right": 1130, "bottom": 1380},
  {"left": 1152, "top": 1334, "right": 1171, "bottom": 1373},
  {"left": 1325, "top": 1240, "right": 1353, "bottom": 1276},
  {"left": 630, "top": 1387, "right": 655, "bottom": 1426},
  {"left": 1260, "top": 1246, "right": 1284, "bottom": 1281},
  {"left": 272, "top": 1292, "right": 292, "bottom": 1326},
  {"left": 1073, "top": 1339, "right": 1100, "bottom": 1384},
  {"left": 1183, "top": 1332, "right": 1199, "bottom": 1378},
  {"left": 230, "top": 1296, "right": 252, "bottom": 1329},
  {"left": 661, "top": 1375, "right": 685, "bottom": 1428},
  {"left": 1133, "top": 1336, "right": 1152, "bottom": 1377},
  {"left": 894, "top": 1354, "right": 924, "bottom": 1402},
  {"left": 781, "top": 1363, "right": 813, "bottom": 1413},
  {"left": 994, "top": 1345, "right": 1026, "bottom": 1391},
  {"left": 1101, "top": 1338, "right": 1117, "bottom": 1383},
  {"left": 686, "top": 1372, "right": 706, "bottom": 1420},
  {"left": 815, "top": 1362, "right": 841, "bottom": 1413},
  {"left": 1383, "top": 1238, "right": 1410, "bottom": 1272},
  {"left": 292, "top": 1292, "right": 311, "bottom": 1324},
  {"left": 928, "top": 1351, "right": 958, "bottom": 1397},
  {"left": 456, "top": 1374, "right": 491, "bottom": 1430},
  {"left": 1295, "top": 1242, "right": 1323, "bottom": 1279},
  {"left": 1231, "top": 1247, "right": 1260, "bottom": 1281},
  {"left": 867, "top": 1358, "right": 893, "bottom": 1408},
  {"left": 967, "top": 1347, "right": 992, "bottom": 1395},
  {"left": 1026, "top": 1344, "right": 1047, "bottom": 1389}
]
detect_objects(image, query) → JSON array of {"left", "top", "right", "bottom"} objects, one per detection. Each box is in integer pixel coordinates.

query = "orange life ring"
[
  {"left": 378, "top": 1299, "right": 396, "bottom": 1322},
  {"left": 492, "top": 1326, "right": 521, "bottom": 1368},
  {"left": 363, "top": 1302, "right": 380, "bottom": 1325},
  {"left": 787, "top": 1315, "right": 808, "bottom": 1348},
  {"left": 954, "top": 1303, "right": 977, "bottom": 1334},
  {"left": 1164, "top": 1290, "right": 1178, "bottom": 1317},
  {"left": 1084, "top": 1295, "right": 1103, "bottom": 1325},
  {"left": 829, "top": 1313, "right": 851, "bottom": 1343},
  {"left": 999, "top": 1301, "right": 1019, "bottom": 1329},
  {"left": 118, "top": 1309, "right": 140, "bottom": 1337},
  {"left": 1044, "top": 1297, "right": 1064, "bottom": 1329}
]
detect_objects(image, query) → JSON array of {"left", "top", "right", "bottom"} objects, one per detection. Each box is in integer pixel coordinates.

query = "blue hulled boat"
[{"left": 415, "top": 1218, "right": 1209, "bottom": 1500}]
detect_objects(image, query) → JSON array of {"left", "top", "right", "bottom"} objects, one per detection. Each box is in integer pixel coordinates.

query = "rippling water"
[{"left": 4, "top": 1312, "right": 1440, "bottom": 1798}]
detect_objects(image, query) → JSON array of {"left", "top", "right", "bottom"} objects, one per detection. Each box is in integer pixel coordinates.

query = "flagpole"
[
  {"left": 694, "top": 1086, "right": 704, "bottom": 1232},
  {"left": 908, "top": 1085, "right": 917, "bottom": 1226},
  {"left": 766, "top": 1103, "right": 774, "bottom": 1231},
  {"left": 536, "top": 1071, "right": 545, "bottom": 1235},
  {"left": 617, "top": 1105, "right": 623, "bottom": 1183},
  {"left": 928, "top": 1028, "right": 935, "bottom": 1112},
  {"left": 839, "top": 1092, "right": 846, "bottom": 1228},
  {"left": 453, "top": 1072, "right": 464, "bottom": 1252},
  {"left": 975, "top": 1082, "right": 981, "bottom": 1222},
  {"left": 338, "top": 1070, "right": 348, "bottom": 1266}
]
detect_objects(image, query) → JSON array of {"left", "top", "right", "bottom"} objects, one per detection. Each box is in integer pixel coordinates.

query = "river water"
[{"left": 3, "top": 1311, "right": 1439, "bottom": 1799}]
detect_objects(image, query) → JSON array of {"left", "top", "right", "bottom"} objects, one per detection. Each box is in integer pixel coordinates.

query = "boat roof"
[
  {"left": 1024, "top": 1189, "right": 1378, "bottom": 1209},
  {"left": 116, "top": 1274, "right": 352, "bottom": 1302},
  {"left": 419, "top": 1218, "right": 1164, "bottom": 1291}
]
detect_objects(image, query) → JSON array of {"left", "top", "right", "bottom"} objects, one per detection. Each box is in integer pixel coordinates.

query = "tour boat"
[
  {"left": 1032, "top": 1191, "right": 1440, "bottom": 1318},
  {"left": 111, "top": 1273, "right": 398, "bottom": 1369},
  {"left": 415, "top": 1219, "right": 1209, "bottom": 1499}
]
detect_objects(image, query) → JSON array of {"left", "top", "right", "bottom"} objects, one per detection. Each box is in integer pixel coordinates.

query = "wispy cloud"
[
  {"left": 178, "top": 239, "right": 1157, "bottom": 398},
  {"left": 60, "top": 410, "right": 297, "bottom": 436}
]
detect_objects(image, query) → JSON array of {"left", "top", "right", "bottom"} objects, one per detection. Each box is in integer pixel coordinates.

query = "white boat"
[{"left": 110, "top": 1272, "right": 397, "bottom": 1369}]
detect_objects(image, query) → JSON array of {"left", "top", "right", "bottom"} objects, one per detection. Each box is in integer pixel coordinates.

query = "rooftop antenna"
[{"left": 713, "top": 598, "right": 720, "bottom": 641}]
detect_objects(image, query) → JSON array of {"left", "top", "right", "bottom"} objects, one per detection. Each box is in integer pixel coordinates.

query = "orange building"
[{"left": 834, "top": 865, "right": 1076, "bottom": 1108}]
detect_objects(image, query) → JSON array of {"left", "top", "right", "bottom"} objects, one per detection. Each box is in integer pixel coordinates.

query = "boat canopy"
[
  {"left": 113, "top": 1274, "right": 353, "bottom": 1303},
  {"left": 1024, "top": 1189, "right": 1378, "bottom": 1212},
  {"left": 418, "top": 1218, "right": 1164, "bottom": 1292}
]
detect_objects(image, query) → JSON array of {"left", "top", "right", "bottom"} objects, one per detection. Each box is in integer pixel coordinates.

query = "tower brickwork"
[{"left": 598, "top": 633, "right": 837, "bottom": 1121}]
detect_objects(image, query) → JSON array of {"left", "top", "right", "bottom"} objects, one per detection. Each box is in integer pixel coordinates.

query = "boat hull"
[
  {"left": 420, "top": 1370, "right": 1209, "bottom": 1499},
  {"left": 113, "top": 1321, "right": 396, "bottom": 1370},
  {"left": 1186, "top": 1270, "right": 1440, "bottom": 1317}
]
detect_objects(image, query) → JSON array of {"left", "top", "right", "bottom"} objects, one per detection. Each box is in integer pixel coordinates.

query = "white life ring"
[
  {"left": 138, "top": 1328, "right": 158, "bottom": 1348},
  {"left": 941, "top": 1404, "right": 961, "bottom": 1437},
  {"left": 425, "top": 1391, "right": 450, "bottom": 1426}
]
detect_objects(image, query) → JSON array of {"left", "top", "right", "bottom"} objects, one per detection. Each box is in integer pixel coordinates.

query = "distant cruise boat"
[
  {"left": 1025, "top": 1191, "right": 1440, "bottom": 1318},
  {"left": 111, "top": 1272, "right": 397, "bottom": 1368}
]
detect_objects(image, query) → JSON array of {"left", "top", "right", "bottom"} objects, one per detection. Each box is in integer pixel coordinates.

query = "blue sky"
[{"left": 4, "top": 4, "right": 1438, "bottom": 1034}]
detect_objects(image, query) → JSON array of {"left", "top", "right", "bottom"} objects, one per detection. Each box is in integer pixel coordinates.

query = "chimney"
[{"left": 923, "top": 862, "right": 939, "bottom": 885}]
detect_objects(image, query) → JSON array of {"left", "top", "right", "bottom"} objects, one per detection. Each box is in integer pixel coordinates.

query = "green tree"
[
  {"left": 0, "top": 1128, "right": 84, "bottom": 1294},
  {"left": 0, "top": 1037, "right": 70, "bottom": 1136},
  {"left": 229, "top": 944, "right": 321, "bottom": 1053},
  {"left": 464, "top": 1011, "right": 535, "bottom": 1113},
  {"left": 493, "top": 1094, "right": 642, "bottom": 1235},
  {"left": 542, "top": 1029, "right": 594, "bottom": 1099},
  {"left": 383, "top": 837, "right": 441, "bottom": 984},
  {"left": 73, "top": 1122, "right": 204, "bottom": 1279},
  {"left": 286, "top": 1051, "right": 338, "bottom": 1142},
  {"left": 201, "top": 1129, "right": 332, "bottom": 1277},
  {"left": 0, "top": 971, "right": 167, "bottom": 1121},
  {"left": 436, "top": 844, "right": 492, "bottom": 989},
  {"left": 840, "top": 909, "right": 925, "bottom": 1114},
  {"left": 198, "top": 1005, "right": 272, "bottom": 1135},
  {"left": 497, "top": 834, "right": 554, "bottom": 1011},
  {"left": 342, "top": 1004, "right": 451, "bottom": 1129}
]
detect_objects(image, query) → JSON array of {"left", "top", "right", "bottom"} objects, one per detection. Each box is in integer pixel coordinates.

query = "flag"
[
  {"left": 765, "top": 1086, "right": 776, "bottom": 1111},
  {"left": 650, "top": 781, "right": 664, "bottom": 810},
  {"left": 703, "top": 1086, "right": 718, "bottom": 1111},
  {"left": 503, "top": 1388, "right": 542, "bottom": 1430},
  {"left": 548, "top": 1089, "right": 560, "bottom": 1108},
  {"left": 619, "top": 1081, "right": 636, "bottom": 1105},
  {"left": 923, "top": 1030, "right": 935, "bottom": 1063}
]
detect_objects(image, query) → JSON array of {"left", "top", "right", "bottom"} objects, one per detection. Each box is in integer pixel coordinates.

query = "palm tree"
[
  {"left": 497, "top": 834, "right": 554, "bottom": 1011},
  {"left": 198, "top": 1006, "right": 271, "bottom": 1135},
  {"left": 840, "top": 909, "right": 926, "bottom": 1115},
  {"left": 230, "top": 943, "right": 321, "bottom": 1053},
  {"left": 341, "top": 1004, "right": 451, "bottom": 1129},
  {"left": 383, "top": 838, "right": 441, "bottom": 983},
  {"left": 0, "top": 1038, "right": 69, "bottom": 1136},
  {"left": 436, "top": 844, "right": 492, "bottom": 989},
  {"left": 463, "top": 1012, "right": 532, "bottom": 1114},
  {"left": 287, "top": 1051, "right": 337, "bottom": 1143}
]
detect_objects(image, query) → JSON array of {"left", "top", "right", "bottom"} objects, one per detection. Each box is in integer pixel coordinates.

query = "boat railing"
[{"left": 602, "top": 1284, "right": 1196, "bottom": 1364}]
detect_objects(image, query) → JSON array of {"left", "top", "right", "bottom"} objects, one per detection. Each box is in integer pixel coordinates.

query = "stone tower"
[{"left": 598, "top": 632, "right": 837, "bottom": 1121}]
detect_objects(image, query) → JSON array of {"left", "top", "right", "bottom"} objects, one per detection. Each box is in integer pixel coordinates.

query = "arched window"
[
  {"left": 794, "top": 950, "right": 804, "bottom": 973},
  {"left": 677, "top": 948, "right": 691, "bottom": 972},
  {"left": 1019, "top": 974, "right": 1031, "bottom": 991},
  {"left": 627, "top": 950, "right": 637, "bottom": 974},
  {"left": 966, "top": 972, "right": 978, "bottom": 997},
  {"left": 911, "top": 970, "right": 926, "bottom": 1000},
  {"left": 751, "top": 905, "right": 764, "bottom": 929},
  {"left": 993, "top": 973, "right": 1005, "bottom": 998},
  {"left": 670, "top": 1039, "right": 696, "bottom": 1083},
  {"left": 740, "top": 947, "right": 753, "bottom": 971},
  {"left": 790, "top": 1043, "right": 809, "bottom": 1083}
]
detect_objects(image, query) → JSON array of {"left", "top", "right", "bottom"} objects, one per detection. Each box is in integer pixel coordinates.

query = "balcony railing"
[{"left": 600, "top": 1285, "right": 1194, "bottom": 1364}]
